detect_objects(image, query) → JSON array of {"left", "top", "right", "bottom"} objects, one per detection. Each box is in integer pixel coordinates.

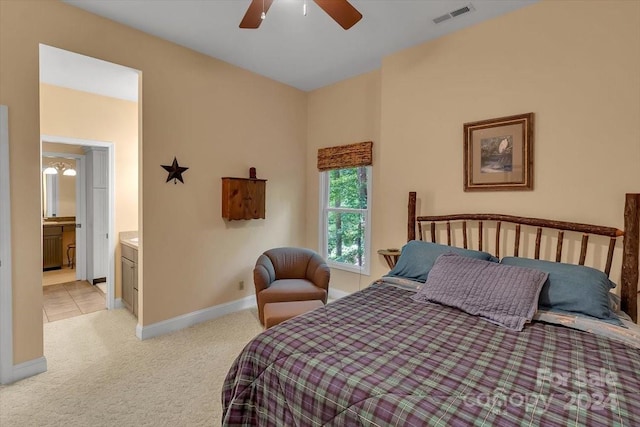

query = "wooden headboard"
[{"left": 407, "top": 192, "right": 640, "bottom": 323}]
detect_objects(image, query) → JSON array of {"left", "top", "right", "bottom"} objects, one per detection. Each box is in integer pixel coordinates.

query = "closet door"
[
  {"left": 86, "top": 148, "right": 108, "bottom": 281},
  {"left": 93, "top": 187, "right": 108, "bottom": 279}
]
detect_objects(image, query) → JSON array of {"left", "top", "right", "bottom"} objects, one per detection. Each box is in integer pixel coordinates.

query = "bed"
[{"left": 222, "top": 192, "right": 640, "bottom": 426}]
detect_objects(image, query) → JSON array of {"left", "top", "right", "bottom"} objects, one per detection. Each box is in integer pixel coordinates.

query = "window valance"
[{"left": 317, "top": 141, "right": 373, "bottom": 172}]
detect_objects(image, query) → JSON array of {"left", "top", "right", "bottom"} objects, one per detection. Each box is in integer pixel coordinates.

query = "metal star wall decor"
[{"left": 161, "top": 157, "right": 189, "bottom": 184}]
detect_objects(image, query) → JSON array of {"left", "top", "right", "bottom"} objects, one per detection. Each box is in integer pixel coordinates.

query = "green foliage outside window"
[{"left": 326, "top": 167, "right": 368, "bottom": 267}]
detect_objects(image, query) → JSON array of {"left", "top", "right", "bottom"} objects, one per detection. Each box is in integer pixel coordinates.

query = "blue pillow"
[
  {"left": 500, "top": 257, "right": 620, "bottom": 324},
  {"left": 385, "top": 240, "right": 498, "bottom": 283}
]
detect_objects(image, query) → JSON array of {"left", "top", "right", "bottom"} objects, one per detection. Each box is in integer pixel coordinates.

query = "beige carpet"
[{"left": 0, "top": 308, "right": 264, "bottom": 426}]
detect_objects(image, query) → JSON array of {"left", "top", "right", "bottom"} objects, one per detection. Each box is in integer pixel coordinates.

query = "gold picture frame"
[{"left": 463, "top": 112, "right": 534, "bottom": 192}]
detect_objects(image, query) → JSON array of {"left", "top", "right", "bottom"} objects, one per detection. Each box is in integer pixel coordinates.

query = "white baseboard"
[
  {"left": 329, "top": 288, "right": 351, "bottom": 300},
  {"left": 113, "top": 298, "right": 124, "bottom": 309},
  {"left": 9, "top": 356, "right": 47, "bottom": 384},
  {"left": 136, "top": 295, "right": 256, "bottom": 340}
]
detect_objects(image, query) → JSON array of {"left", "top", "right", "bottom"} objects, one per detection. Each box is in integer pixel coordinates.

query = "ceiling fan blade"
[
  {"left": 239, "top": 0, "right": 274, "bottom": 29},
  {"left": 313, "top": 0, "right": 362, "bottom": 30}
]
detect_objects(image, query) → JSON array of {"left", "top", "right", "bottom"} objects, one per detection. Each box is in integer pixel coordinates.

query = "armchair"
[{"left": 254, "top": 247, "right": 330, "bottom": 325}]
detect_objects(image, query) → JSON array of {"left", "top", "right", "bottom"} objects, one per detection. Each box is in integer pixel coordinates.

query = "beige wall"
[
  {"left": 1, "top": 1, "right": 307, "bottom": 364},
  {"left": 307, "top": 0, "right": 640, "bottom": 294},
  {"left": 40, "top": 86, "right": 139, "bottom": 299},
  {"left": 378, "top": 0, "right": 639, "bottom": 278},
  {"left": 306, "top": 70, "right": 384, "bottom": 292}
]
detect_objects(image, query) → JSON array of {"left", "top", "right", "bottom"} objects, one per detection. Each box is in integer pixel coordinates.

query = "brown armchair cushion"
[{"left": 254, "top": 247, "right": 330, "bottom": 324}]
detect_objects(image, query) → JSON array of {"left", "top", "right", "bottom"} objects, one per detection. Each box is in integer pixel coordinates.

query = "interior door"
[
  {"left": 86, "top": 147, "right": 108, "bottom": 281},
  {"left": 93, "top": 187, "right": 108, "bottom": 278}
]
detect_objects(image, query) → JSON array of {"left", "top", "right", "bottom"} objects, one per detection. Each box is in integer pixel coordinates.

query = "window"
[{"left": 319, "top": 166, "right": 371, "bottom": 274}]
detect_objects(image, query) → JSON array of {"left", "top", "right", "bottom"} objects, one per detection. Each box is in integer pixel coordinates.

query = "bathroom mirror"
[{"left": 42, "top": 156, "right": 76, "bottom": 218}]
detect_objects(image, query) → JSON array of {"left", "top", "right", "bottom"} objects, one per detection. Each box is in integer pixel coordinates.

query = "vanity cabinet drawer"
[
  {"left": 43, "top": 225, "right": 63, "bottom": 236},
  {"left": 122, "top": 244, "right": 138, "bottom": 263}
]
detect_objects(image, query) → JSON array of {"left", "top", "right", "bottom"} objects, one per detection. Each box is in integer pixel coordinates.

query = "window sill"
[{"left": 327, "top": 261, "right": 370, "bottom": 276}]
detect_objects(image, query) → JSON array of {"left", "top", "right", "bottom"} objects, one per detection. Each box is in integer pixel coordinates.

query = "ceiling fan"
[{"left": 240, "top": 0, "right": 362, "bottom": 30}]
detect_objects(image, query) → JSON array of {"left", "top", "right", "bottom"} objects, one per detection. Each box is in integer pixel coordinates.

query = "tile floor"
[
  {"left": 42, "top": 265, "right": 77, "bottom": 287},
  {"left": 96, "top": 282, "right": 107, "bottom": 294},
  {"left": 43, "top": 281, "right": 106, "bottom": 323}
]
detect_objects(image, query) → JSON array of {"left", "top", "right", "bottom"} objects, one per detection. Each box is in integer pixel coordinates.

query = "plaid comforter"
[{"left": 222, "top": 282, "right": 640, "bottom": 426}]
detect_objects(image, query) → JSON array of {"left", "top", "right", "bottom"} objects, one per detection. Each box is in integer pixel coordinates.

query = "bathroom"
[{"left": 41, "top": 148, "right": 108, "bottom": 322}]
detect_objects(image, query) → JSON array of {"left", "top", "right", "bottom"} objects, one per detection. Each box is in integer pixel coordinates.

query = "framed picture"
[{"left": 463, "top": 112, "right": 534, "bottom": 192}]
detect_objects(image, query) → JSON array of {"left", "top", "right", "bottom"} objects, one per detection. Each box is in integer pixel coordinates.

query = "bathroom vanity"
[
  {"left": 120, "top": 234, "right": 139, "bottom": 317},
  {"left": 43, "top": 217, "right": 76, "bottom": 270}
]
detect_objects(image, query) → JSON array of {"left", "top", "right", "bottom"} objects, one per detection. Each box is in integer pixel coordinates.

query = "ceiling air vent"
[
  {"left": 433, "top": 4, "right": 475, "bottom": 24},
  {"left": 433, "top": 14, "right": 451, "bottom": 24}
]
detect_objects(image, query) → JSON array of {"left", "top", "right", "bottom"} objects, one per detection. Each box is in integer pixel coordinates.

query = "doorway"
[
  {"left": 39, "top": 44, "right": 140, "bottom": 324},
  {"left": 40, "top": 140, "right": 115, "bottom": 321}
]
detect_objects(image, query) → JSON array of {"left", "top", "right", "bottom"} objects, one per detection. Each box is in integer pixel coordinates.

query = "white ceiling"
[
  {"left": 40, "top": 45, "right": 140, "bottom": 102},
  {"left": 49, "top": 0, "right": 537, "bottom": 97}
]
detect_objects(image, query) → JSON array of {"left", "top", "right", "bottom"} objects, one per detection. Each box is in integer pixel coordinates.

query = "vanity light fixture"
[{"left": 44, "top": 161, "right": 76, "bottom": 176}]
